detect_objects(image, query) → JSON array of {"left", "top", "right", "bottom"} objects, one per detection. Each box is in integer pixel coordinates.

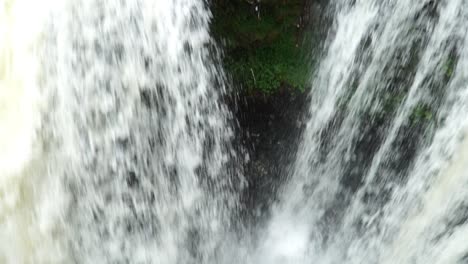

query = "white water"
[
  {"left": 0, "top": 0, "right": 68, "bottom": 262},
  {"left": 1, "top": 0, "right": 241, "bottom": 263},
  {"left": 3, "top": 0, "right": 468, "bottom": 263},
  {"left": 255, "top": 0, "right": 468, "bottom": 263}
]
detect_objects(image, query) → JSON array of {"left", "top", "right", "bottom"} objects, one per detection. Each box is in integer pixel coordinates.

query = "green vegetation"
[
  {"left": 407, "top": 53, "right": 460, "bottom": 125},
  {"left": 211, "top": 0, "right": 311, "bottom": 94},
  {"left": 410, "top": 103, "right": 433, "bottom": 123},
  {"left": 382, "top": 94, "right": 405, "bottom": 114},
  {"left": 443, "top": 55, "right": 456, "bottom": 79}
]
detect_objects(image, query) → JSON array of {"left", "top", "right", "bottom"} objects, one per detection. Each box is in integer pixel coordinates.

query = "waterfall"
[
  {"left": 3, "top": 0, "right": 468, "bottom": 263},
  {"left": 256, "top": 0, "right": 468, "bottom": 263},
  {"left": 0, "top": 0, "right": 242, "bottom": 263},
  {"left": 0, "top": 0, "right": 65, "bottom": 262}
]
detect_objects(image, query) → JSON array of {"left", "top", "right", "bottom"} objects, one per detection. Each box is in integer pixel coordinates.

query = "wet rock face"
[
  {"left": 211, "top": 0, "right": 328, "bottom": 225},
  {"left": 234, "top": 87, "right": 309, "bottom": 222}
]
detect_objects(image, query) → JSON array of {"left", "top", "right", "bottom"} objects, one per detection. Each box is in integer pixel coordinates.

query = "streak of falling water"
[
  {"left": 252, "top": 0, "right": 468, "bottom": 263},
  {"left": 0, "top": 0, "right": 68, "bottom": 263},
  {"left": 4, "top": 0, "right": 468, "bottom": 263},
  {"left": 1, "top": 0, "right": 243, "bottom": 263}
]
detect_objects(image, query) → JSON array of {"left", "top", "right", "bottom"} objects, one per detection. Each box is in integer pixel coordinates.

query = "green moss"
[
  {"left": 381, "top": 93, "right": 405, "bottom": 114},
  {"left": 405, "top": 53, "right": 458, "bottom": 125},
  {"left": 410, "top": 104, "right": 433, "bottom": 123},
  {"left": 212, "top": 0, "right": 310, "bottom": 94},
  {"left": 443, "top": 56, "right": 456, "bottom": 79}
]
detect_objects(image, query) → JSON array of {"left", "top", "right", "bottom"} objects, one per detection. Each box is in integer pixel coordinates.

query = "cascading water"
[
  {"left": 3, "top": 0, "right": 468, "bottom": 263},
  {"left": 0, "top": 0, "right": 66, "bottom": 262},
  {"left": 1, "top": 0, "right": 242, "bottom": 263},
  {"left": 255, "top": 0, "right": 468, "bottom": 263}
]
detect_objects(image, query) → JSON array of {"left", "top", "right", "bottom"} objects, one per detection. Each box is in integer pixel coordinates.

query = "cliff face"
[
  {"left": 211, "top": 0, "right": 315, "bottom": 94},
  {"left": 235, "top": 87, "right": 309, "bottom": 222},
  {"left": 210, "top": 0, "right": 327, "bottom": 222}
]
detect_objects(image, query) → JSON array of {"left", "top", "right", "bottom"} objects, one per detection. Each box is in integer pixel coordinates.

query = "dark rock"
[
  {"left": 234, "top": 86, "right": 309, "bottom": 223},
  {"left": 126, "top": 171, "right": 139, "bottom": 188}
]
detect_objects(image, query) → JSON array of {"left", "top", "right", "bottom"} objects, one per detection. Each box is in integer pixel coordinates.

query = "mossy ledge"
[{"left": 211, "top": 0, "right": 313, "bottom": 94}]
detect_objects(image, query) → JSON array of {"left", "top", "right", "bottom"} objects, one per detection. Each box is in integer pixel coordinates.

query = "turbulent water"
[
  {"left": 1, "top": 0, "right": 242, "bottom": 263},
  {"left": 2, "top": 0, "right": 468, "bottom": 263},
  {"left": 255, "top": 0, "right": 468, "bottom": 263}
]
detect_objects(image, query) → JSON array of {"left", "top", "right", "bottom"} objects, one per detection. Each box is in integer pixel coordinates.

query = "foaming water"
[
  {"left": 3, "top": 0, "right": 468, "bottom": 263},
  {"left": 1, "top": 0, "right": 241, "bottom": 263},
  {"left": 254, "top": 0, "right": 468, "bottom": 263},
  {"left": 0, "top": 0, "right": 42, "bottom": 182},
  {"left": 0, "top": 0, "right": 68, "bottom": 263}
]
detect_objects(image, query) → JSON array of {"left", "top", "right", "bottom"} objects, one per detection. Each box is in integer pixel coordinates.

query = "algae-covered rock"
[{"left": 211, "top": 0, "right": 313, "bottom": 94}]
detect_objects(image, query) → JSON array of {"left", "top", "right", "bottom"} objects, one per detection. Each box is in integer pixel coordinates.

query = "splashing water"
[
  {"left": 1, "top": 0, "right": 242, "bottom": 263},
  {"left": 255, "top": 0, "right": 468, "bottom": 263},
  {"left": 0, "top": 0, "right": 68, "bottom": 262},
  {"left": 3, "top": 0, "right": 468, "bottom": 263}
]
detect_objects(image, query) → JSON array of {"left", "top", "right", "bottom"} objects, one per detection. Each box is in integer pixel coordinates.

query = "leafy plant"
[
  {"left": 410, "top": 104, "right": 433, "bottom": 123},
  {"left": 212, "top": 0, "right": 311, "bottom": 94}
]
